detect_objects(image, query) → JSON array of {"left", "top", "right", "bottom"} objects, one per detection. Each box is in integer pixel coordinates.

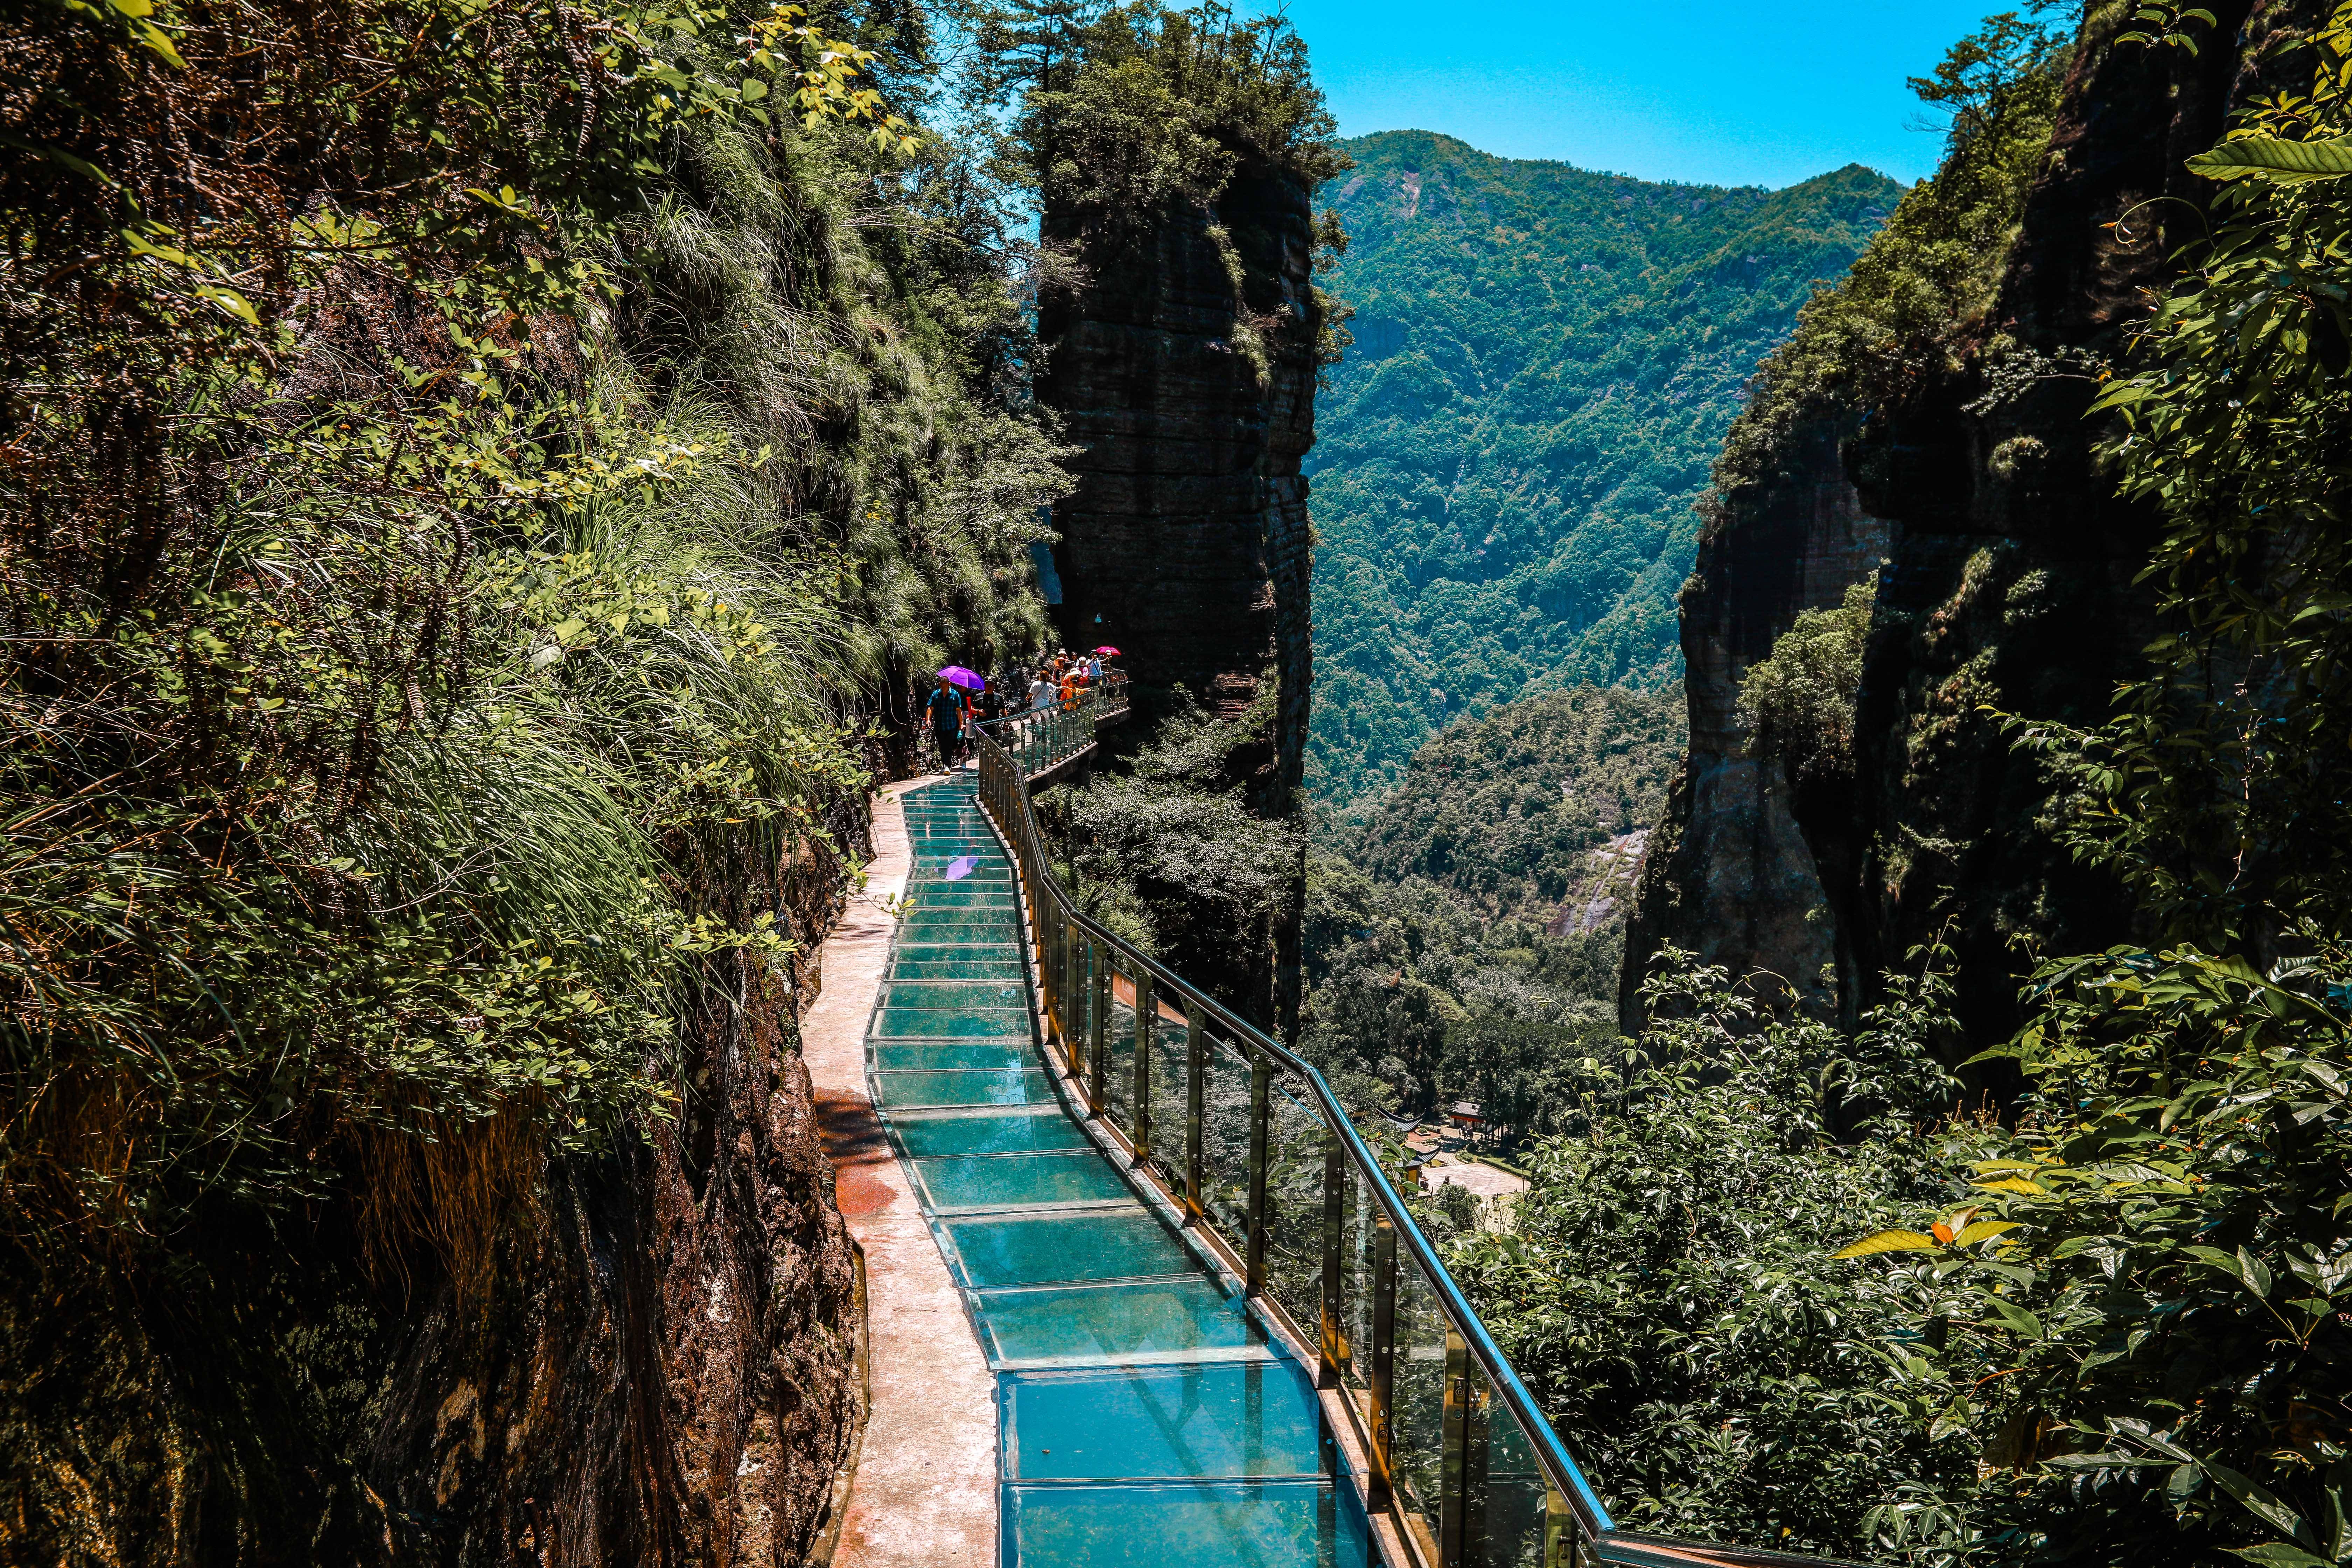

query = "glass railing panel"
[
  {"left": 1332, "top": 1162, "right": 1370, "bottom": 1395},
  {"left": 1390, "top": 1253, "right": 1454, "bottom": 1562},
  {"left": 1258, "top": 1067, "right": 1326, "bottom": 1343},
  {"left": 1199, "top": 1034, "right": 1255, "bottom": 1250},
  {"left": 1145, "top": 989, "right": 1189, "bottom": 1196},
  {"left": 1067, "top": 931, "right": 1098, "bottom": 1096},
  {"left": 1101, "top": 954, "right": 1136, "bottom": 1136},
  {"left": 1480, "top": 1371, "right": 1561, "bottom": 1568}
]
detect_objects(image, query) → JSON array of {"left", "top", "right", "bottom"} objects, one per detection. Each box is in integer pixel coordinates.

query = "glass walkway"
[{"left": 867, "top": 780, "right": 1370, "bottom": 1568}]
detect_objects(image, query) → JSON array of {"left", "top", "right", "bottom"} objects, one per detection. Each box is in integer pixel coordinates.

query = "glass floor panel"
[
  {"left": 977, "top": 1279, "right": 1270, "bottom": 1365},
  {"left": 872, "top": 1068, "right": 1056, "bottom": 1108},
  {"left": 901, "top": 913, "right": 1024, "bottom": 934},
  {"left": 873, "top": 1009, "right": 1030, "bottom": 1038},
  {"left": 915, "top": 1152, "right": 1132, "bottom": 1210},
  {"left": 874, "top": 1042, "right": 1032, "bottom": 1071},
  {"left": 881, "top": 982, "right": 1030, "bottom": 1009},
  {"left": 1003, "top": 1363, "right": 1330, "bottom": 1480},
  {"left": 944, "top": 1209, "right": 1197, "bottom": 1288},
  {"left": 892, "top": 958, "right": 1030, "bottom": 982},
  {"left": 893, "top": 943, "right": 1026, "bottom": 963},
  {"left": 1003, "top": 1480, "right": 1370, "bottom": 1568},
  {"left": 890, "top": 1111, "right": 1095, "bottom": 1158}
]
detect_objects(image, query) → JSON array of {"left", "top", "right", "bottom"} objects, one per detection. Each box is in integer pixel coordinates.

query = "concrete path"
[{"left": 804, "top": 777, "right": 997, "bottom": 1568}]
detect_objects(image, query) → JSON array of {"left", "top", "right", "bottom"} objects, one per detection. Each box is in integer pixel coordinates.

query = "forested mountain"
[{"left": 1307, "top": 131, "right": 1901, "bottom": 803}]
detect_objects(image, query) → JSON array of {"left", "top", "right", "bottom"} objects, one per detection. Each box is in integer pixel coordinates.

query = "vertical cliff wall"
[
  {"left": 1624, "top": 419, "right": 1888, "bottom": 1018},
  {"left": 1624, "top": 2, "right": 2295, "bottom": 1040},
  {"left": 0, "top": 825, "right": 865, "bottom": 1567},
  {"left": 1036, "top": 153, "right": 1321, "bottom": 811}
]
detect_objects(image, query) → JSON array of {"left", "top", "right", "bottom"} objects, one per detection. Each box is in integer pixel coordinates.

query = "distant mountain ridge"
[{"left": 1308, "top": 130, "right": 1902, "bottom": 804}]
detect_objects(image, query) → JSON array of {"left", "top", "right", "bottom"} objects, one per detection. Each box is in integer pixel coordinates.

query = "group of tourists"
[{"left": 920, "top": 648, "right": 1117, "bottom": 770}]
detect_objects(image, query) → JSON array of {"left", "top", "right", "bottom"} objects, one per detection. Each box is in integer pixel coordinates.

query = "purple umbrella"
[
  {"left": 945, "top": 855, "right": 977, "bottom": 881},
  {"left": 936, "top": 665, "right": 984, "bottom": 693}
]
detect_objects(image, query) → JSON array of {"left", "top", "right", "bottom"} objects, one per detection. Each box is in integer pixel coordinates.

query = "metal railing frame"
[
  {"left": 964, "top": 691, "right": 1856, "bottom": 1568},
  {"left": 968, "top": 708, "right": 1603, "bottom": 1568}
]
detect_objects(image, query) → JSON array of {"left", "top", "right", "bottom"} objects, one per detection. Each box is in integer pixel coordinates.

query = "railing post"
[
  {"left": 1184, "top": 1021, "right": 1205, "bottom": 1222},
  {"left": 1245, "top": 1049, "right": 1270, "bottom": 1296},
  {"left": 1131, "top": 970, "right": 1154, "bottom": 1163},
  {"left": 1088, "top": 941, "right": 1109, "bottom": 1114},
  {"left": 1544, "top": 1485, "right": 1578, "bottom": 1568},
  {"left": 1368, "top": 1211, "right": 1397, "bottom": 1512},
  {"left": 1319, "top": 1131, "right": 1345, "bottom": 1388},
  {"left": 1439, "top": 1329, "right": 1490, "bottom": 1568}
]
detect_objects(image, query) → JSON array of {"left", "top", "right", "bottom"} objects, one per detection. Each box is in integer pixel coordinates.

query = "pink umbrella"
[
  {"left": 1091, "top": 646, "right": 1120, "bottom": 656},
  {"left": 936, "top": 665, "right": 984, "bottom": 692}
]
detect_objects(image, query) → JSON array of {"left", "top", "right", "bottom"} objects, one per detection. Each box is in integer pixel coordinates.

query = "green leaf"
[
  {"left": 2204, "top": 1461, "right": 2316, "bottom": 1541},
  {"left": 2188, "top": 135, "right": 2352, "bottom": 184},
  {"left": 2226, "top": 1547, "right": 2330, "bottom": 1568},
  {"left": 1984, "top": 1297, "right": 2045, "bottom": 1340},
  {"left": 1834, "top": 1229, "right": 1940, "bottom": 1258}
]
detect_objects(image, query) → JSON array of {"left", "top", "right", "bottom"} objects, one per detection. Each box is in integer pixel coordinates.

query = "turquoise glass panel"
[
  {"left": 890, "top": 1111, "right": 1093, "bottom": 1158},
  {"left": 915, "top": 1152, "right": 1130, "bottom": 1210},
  {"left": 1003, "top": 1480, "right": 1367, "bottom": 1568},
  {"left": 873, "top": 1008, "right": 1028, "bottom": 1038},
  {"left": 978, "top": 1279, "right": 1269, "bottom": 1364},
  {"left": 902, "top": 911, "right": 1023, "bottom": 934},
  {"left": 894, "top": 943, "right": 1024, "bottom": 964},
  {"left": 945, "top": 1209, "right": 1195, "bottom": 1287},
  {"left": 1003, "top": 1363, "right": 1328, "bottom": 1480},
  {"left": 891, "top": 958, "right": 1028, "bottom": 982},
  {"left": 873, "top": 1068, "right": 1055, "bottom": 1108},
  {"left": 874, "top": 1042, "right": 1030, "bottom": 1071},
  {"left": 882, "top": 982, "right": 1029, "bottom": 1010}
]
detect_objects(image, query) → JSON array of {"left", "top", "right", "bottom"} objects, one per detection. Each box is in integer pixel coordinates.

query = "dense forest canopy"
[{"left": 1307, "top": 132, "right": 1899, "bottom": 804}]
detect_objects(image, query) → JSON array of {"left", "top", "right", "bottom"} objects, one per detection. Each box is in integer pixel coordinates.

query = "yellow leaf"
[
  {"left": 1955, "top": 1219, "right": 2022, "bottom": 1246},
  {"left": 1833, "top": 1230, "right": 1940, "bottom": 1259},
  {"left": 1976, "top": 1177, "right": 2047, "bottom": 1194}
]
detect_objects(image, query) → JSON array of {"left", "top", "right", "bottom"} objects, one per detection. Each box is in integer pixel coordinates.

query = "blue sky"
[{"left": 1273, "top": 0, "right": 2005, "bottom": 189}]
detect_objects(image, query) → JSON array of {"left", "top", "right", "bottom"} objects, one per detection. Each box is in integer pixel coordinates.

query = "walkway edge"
[{"left": 804, "top": 777, "right": 998, "bottom": 1568}]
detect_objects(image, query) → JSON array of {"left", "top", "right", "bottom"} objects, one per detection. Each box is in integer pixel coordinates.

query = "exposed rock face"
[
  {"left": 1623, "top": 419, "right": 1887, "bottom": 1018},
  {"left": 1624, "top": 3, "right": 2289, "bottom": 1040},
  {"left": 0, "top": 829, "right": 864, "bottom": 1567},
  {"left": 1036, "top": 155, "right": 1320, "bottom": 812}
]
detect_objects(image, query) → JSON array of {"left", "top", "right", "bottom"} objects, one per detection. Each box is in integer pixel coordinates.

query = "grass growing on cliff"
[{"left": 0, "top": 0, "right": 1059, "bottom": 1268}]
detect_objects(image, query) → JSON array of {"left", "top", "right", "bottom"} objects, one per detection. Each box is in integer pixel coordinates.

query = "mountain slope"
[{"left": 1308, "top": 131, "right": 1901, "bottom": 803}]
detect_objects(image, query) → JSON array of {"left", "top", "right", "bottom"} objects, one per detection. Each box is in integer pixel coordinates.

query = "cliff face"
[
  {"left": 0, "top": 826, "right": 864, "bottom": 1567},
  {"left": 1625, "top": 3, "right": 2290, "bottom": 1039},
  {"left": 1624, "top": 418, "right": 1888, "bottom": 1018},
  {"left": 1036, "top": 153, "right": 1320, "bottom": 811}
]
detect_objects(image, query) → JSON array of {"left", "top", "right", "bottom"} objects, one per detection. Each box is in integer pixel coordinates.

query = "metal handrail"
[
  {"left": 964, "top": 698, "right": 1860, "bottom": 1568},
  {"left": 968, "top": 713, "right": 1611, "bottom": 1567}
]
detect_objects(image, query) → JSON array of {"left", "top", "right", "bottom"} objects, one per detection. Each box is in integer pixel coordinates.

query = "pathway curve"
[{"left": 845, "top": 777, "right": 1370, "bottom": 1568}]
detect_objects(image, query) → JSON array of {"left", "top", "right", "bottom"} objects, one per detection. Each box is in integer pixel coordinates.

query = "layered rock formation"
[
  {"left": 1624, "top": 2, "right": 2295, "bottom": 1040},
  {"left": 1035, "top": 153, "right": 1321, "bottom": 812},
  {"left": 1625, "top": 420, "right": 1888, "bottom": 1016},
  {"left": 1, "top": 823, "right": 865, "bottom": 1566}
]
